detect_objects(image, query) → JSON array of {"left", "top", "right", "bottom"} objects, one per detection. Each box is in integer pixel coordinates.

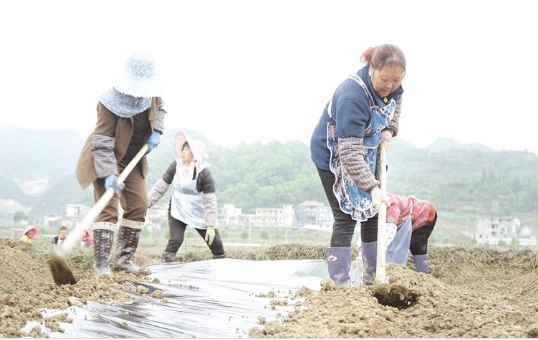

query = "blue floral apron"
[{"left": 326, "top": 74, "right": 397, "bottom": 221}]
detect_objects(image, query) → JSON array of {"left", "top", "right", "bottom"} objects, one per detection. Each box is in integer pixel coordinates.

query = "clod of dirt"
[
  {"left": 151, "top": 290, "right": 164, "bottom": 299},
  {"left": 136, "top": 285, "right": 149, "bottom": 294},
  {"left": 67, "top": 296, "right": 84, "bottom": 307},
  {"left": 258, "top": 315, "right": 266, "bottom": 325},
  {"left": 29, "top": 325, "right": 41, "bottom": 338},
  {"left": 527, "top": 323, "right": 538, "bottom": 337},
  {"left": 295, "top": 286, "right": 312, "bottom": 298},
  {"left": 138, "top": 268, "right": 151, "bottom": 276},
  {"left": 372, "top": 283, "right": 419, "bottom": 310},
  {"left": 320, "top": 278, "right": 335, "bottom": 291}
]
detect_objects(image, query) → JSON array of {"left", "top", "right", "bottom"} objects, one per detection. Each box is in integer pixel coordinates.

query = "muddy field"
[{"left": 1, "top": 239, "right": 537, "bottom": 338}]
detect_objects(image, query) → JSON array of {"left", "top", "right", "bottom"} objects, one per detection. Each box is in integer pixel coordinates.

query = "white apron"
[{"left": 170, "top": 171, "right": 207, "bottom": 230}]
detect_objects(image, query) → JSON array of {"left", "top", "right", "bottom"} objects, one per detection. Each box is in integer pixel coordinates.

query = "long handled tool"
[
  {"left": 375, "top": 141, "right": 389, "bottom": 284},
  {"left": 49, "top": 144, "right": 149, "bottom": 285}
]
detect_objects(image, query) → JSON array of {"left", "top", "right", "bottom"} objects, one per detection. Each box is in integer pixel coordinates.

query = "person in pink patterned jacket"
[{"left": 386, "top": 193, "right": 437, "bottom": 274}]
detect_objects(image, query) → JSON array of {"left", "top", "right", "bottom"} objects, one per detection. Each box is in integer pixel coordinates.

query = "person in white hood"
[{"left": 147, "top": 131, "right": 226, "bottom": 262}]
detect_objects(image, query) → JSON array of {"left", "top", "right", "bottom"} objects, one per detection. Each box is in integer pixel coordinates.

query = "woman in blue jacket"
[{"left": 310, "top": 44, "right": 406, "bottom": 285}]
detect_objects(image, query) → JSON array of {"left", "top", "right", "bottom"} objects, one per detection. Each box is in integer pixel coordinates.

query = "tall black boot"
[
  {"left": 113, "top": 224, "right": 141, "bottom": 274},
  {"left": 93, "top": 228, "right": 114, "bottom": 278}
]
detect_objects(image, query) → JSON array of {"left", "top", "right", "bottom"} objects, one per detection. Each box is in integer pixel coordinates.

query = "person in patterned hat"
[{"left": 75, "top": 51, "right": 167, "bottom": 277}]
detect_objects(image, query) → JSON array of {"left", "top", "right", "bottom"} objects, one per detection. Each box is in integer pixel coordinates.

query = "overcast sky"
[{"left": 1, "top": 0, "right": 536, "bottom": 155}]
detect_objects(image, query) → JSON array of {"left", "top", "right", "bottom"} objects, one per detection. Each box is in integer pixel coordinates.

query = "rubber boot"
[
  {"left": 362, "top": 241, "right": 377, "bottom": 285},
  {"left": 93, "top": 229, "right": 114, "bottom": 278},
  {"left": 326, "top": 247, "right": 351, "bottom": 286},
  {"left": 113, "top": 226, "right": 141, "bottom": 274},
  {"left": 413, "top": 254, "right": 429, "bottom": 274},
  {"left": 162, "top": 251, "right": 176, "bottom": 263}
]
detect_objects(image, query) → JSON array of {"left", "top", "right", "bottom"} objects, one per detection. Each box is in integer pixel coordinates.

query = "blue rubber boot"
[
  {"left": 362, "top": 241, "right": 377, "bottom": 285},
  {"left": 326, "top": 247, "right": 351, "bottom": 286},
  {"left": 413, "top": 254, "right": 429, "bottom": 273}
]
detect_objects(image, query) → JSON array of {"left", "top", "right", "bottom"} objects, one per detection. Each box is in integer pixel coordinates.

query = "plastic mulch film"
[{"left": 32, "top": 259, "right": 329, "bottom": 338}]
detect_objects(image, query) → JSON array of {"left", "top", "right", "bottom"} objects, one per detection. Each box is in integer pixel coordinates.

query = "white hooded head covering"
[{"left": 174, "top": 131, "right": 209, "bottom": 187}]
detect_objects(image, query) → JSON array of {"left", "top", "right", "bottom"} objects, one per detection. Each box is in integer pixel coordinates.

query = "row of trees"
[{"left": 19, "top": 135, "right": 538, "bottom": 221}]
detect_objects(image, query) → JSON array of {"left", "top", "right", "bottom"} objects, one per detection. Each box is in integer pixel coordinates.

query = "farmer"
[
  {"left": 75, "top": 51, "right": 167, "bottom": 277},
  {"left": 385, "top": 193, "right": 438, "bottom": 274},
  {"left": 20, "top": 226, "right": 38, "bottom": 243},
  {"left": 310, "top": 44, "right": 406, "bottom": 285},
  {"left": 52, "top": 226, "right": 68, "bottom": 245},
  {"left": 147, "top": 131, "right": 226, "bottom": 262}
]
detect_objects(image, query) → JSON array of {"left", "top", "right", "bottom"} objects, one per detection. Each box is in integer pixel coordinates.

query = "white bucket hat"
[
  {"left": 113, "top": 51, "right": 165, "bottom": 98},
  {"left": 174, "top": 131, "right": 209, "bottom": 164}
]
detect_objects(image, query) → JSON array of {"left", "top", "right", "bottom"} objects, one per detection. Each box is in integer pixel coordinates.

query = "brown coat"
[{"left": 76, "top": 97, "right": 163, "bottom": 189}]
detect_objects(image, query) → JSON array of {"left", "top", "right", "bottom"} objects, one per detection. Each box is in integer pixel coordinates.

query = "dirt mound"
[
  {"left": 250, "top": 248, "right": 538, "bottom": 338},
  {"left": 0, "top": 239, "right": 164, "bottom": 338},
  {"left": 1, "top": 240, "right": 538, "bottom": 338}
]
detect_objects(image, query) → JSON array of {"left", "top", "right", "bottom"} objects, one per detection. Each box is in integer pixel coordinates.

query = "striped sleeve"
[{"left": 338, "top": 137, "right": 379, "bottom": 193}]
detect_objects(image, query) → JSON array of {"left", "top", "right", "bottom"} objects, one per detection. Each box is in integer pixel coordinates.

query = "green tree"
[
  {"left": 241, "top": 230, "right": 249, "bottom": 240},
  {"left": 13, "top": 211, "right": 27, "bottom": 222},
  {"left": 260, "top": 230, "right": 269, "bottom": 240}
]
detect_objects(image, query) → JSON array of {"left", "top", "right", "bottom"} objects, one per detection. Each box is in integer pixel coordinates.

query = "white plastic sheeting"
[{"left": 35, "top": 259, "right": 329, "bottom": 338}]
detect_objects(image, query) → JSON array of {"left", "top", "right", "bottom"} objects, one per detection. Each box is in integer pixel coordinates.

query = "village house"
[{"left": 475, "top": 216, "right": 537, "bottom": 246}]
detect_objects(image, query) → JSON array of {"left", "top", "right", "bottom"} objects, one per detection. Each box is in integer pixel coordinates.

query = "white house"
[
  {"left": 255, "top": 204, "right": 295, "bottom": 228},
  {"left": 475, "top": 216, "right": 537, "bottom": 246}
]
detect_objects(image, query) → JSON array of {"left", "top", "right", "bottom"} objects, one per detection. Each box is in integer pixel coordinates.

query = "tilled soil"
[
  {"left": 0, "top": 239, "right": 164, "bottom": 338},
  {"left": 1, "top": 239, "right": 537, "bottom": 338},
  {"left": 250, "top": 264, "right": 538, "bottom": 338}
]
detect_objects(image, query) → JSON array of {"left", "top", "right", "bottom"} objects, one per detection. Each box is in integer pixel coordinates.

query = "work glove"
[
  {"left": 104, "top": 174, "right": 124, "bottom": 197},
  {"left": 205, "top": 225, "right": 216, "bottom": 246},
  {"left": 380, "top": 131, "right": 392, "bottom": 150},
  {"left": 370, "top": 186, "right": 390, "bottom": 208},
  {"left": 146, "top": 131, "right": 161, "bottom": 154}
]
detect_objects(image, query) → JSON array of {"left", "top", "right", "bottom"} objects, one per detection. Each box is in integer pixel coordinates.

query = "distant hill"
[
  {"left": 0, "top": 123, "right": 84, "bottom": 188},
  {"left": 426, "top": 137, "right": 492, "bottom": 152},
  {"left": 0, "top": 123, "right": 87, "bottom": 216}
]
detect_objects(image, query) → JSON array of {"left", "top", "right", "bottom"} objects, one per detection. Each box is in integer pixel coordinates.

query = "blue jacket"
[{"left": 310, "top": 66, "right": 403, "bottom": 170}]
